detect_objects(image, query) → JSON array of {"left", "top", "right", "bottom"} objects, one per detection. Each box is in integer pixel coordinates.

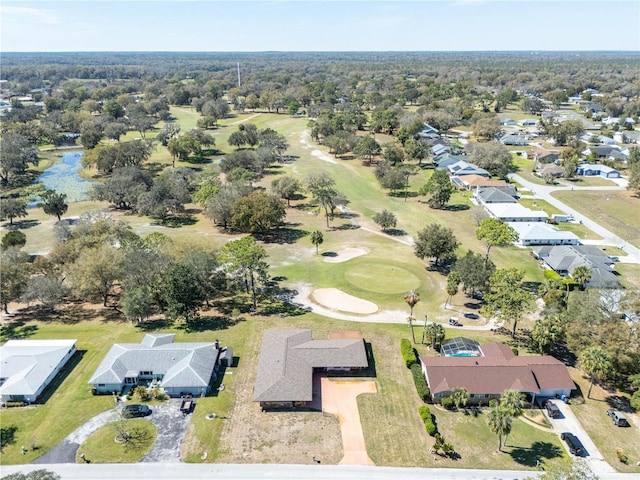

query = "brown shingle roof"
[
  {"left": 253, "top": 329, "right": 368, "bottom": 403},
  {"left": 461, "top": 175, "right": 508, "bottom": 187},
  {"left": 419, "top": 342, "right": 574, "bottom": 396}
]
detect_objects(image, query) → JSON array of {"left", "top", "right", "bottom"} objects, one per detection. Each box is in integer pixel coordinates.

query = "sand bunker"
[
  {"left": 312, "top": 288, "right": 378, "bottom": 314},
  {"left": 323, "top": 247, "right": 368, "bottom": 263}
]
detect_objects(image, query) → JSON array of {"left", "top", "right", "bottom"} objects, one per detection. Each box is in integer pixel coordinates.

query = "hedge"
[
  {"left": 400, "top": 338, "right": 417, "bottom": 368},
  {"left": 418, "top": 405, "right": 438, "bottom": 436},
  {"left": 544, "top": 269, "right": 562, "bottom": 281},
  {"left": 441, "top": 396, "right": 455, "bottom": 410},
  {"left": 410, "top": 363, "right": 431, "bottom": 402}
]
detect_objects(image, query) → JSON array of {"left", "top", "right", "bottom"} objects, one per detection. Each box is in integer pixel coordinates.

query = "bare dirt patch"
[
  {"left": 323, "top": 247, "right": 368, "bottom": 263},
  {"left": 216, "top": 336, "right": 343, "bottom": 465},
  {"left": 312, "top": 288, "right": 378, "bottom": 314}
]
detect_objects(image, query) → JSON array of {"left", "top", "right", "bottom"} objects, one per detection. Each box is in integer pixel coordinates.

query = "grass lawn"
[
  {"left": 518, "top": 198, "right": 564, "bottom": 217},
  {"left": 554, "top": 222, "right": 602, "bottom": 241},
  {"left": 78, "top": 419, "right": 157, "bottom": 463},
  {"left": 568, "top": 368, "right": 640, "bottom": 473},
  {"left": 512, "top": 158, "right": 548, "bottom": 186},
  {"left": 552, "top": 190, "right": 640, "bottom": 249},
  {"left": 614, "top": 263, "right": 640, "bottom": 290},
  {"left": 560, "top": 176, "right": 618, "bottom": 187}
]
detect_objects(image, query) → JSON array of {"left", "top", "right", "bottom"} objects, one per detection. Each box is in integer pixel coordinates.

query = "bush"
[
  {"left": 441, "top": 396, "right": 455, "bottom": 410},
  {"left": 5, "top": 401, "right": 25, "bottom": 408},
  {"left": 543, "top": 269, "right": 562, "bottom": 281},
  {"left": 489, "top": 399, "right": 498, "bottom": 408},
  {"left": 411, "top": 363, "right": 431, "bottom": 402},
  {"left": 418, "top": 405, "right": 438, "bottom": 436},
  {"left": 400, "top": 338, "right": 418, "bottom": 368},
  {"left": 616, "top": 448, "right": 628, "bottom": 464}
]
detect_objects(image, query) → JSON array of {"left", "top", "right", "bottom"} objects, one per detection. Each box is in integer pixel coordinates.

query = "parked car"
[
  {"left": 606, "top": 409, "right": 630, "bottom": 427},
  {"left": 561, "top": 432, "right": 584, "bottom": 456},
  {"left": 122, "top": 404, "right": 151, "bottom": 418},
  {"left": 545, "top": 400, "right": 561, "bottom": 418}
]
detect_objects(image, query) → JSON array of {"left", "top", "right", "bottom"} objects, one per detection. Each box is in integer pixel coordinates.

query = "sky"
[{"left": 2, "top": 1, "right": 640, "bottom": 52}]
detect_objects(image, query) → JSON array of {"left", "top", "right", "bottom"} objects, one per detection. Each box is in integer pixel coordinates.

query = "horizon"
[{"left": 2, "top": 1, "right": 639, "bottom": 52}]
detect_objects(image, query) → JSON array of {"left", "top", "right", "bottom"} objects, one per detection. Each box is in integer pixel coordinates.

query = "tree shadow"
[
  {"left": 509, "top": 441, "right": 563, "bottom": 467},
  {"left": 445, "top": 204, "right": 470, "bottom": 211},
  {"left": 135, "top": 318, "right": 174, "bottom": 331},
  {"left": 321, "top": 251, "right": 337, "bottom": 257},
  {"left": 0, "top": 324, "right": 39, "bottom": 342},
  {"left": 522, "top": 281, "right": 542, "bottom": 295},
  {"left": 4, "top": 219, "right": 40, "bottom": 229},
  {"left": 213, "top": 297, "right": 254, "bottom": 316},
  {"left": 383, "top": 228, "right": 407, "bottom": 236},
  {"left": 158, "top": 215, "right": 198, "bottom": 228},
  {"left": 184, "top": 156, "right": 213, "bottom": 165},
  {"left": 332, "top": 223, "right": 360, "bottom": 231},
  {"left": 464, "top": 302, "right": 482, "bottom": 310},
  {"left": 605, "top": 395, "right": 633, "bottom": 413},
  {"left": 256, "top": 295, "right": 308, "bottom": 317},
  {"left": 551, "top": 341, "right": 577, "bottom": 367},
  {"left": 389, "top": 191, "right": 419, "bottom": 199},
  {"left": 0, "top": 425, "right": 18, "bottom": 453},
  {"left": 257, "top": 227, "right": 309, "bottom": 244},
  {"left": 178, "top": 315, "right": 242, "bottom": 333}
]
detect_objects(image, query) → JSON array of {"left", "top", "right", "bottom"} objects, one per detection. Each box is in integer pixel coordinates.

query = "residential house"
[
  {"left": 447, "top": 160, "right": 489, "bottom": 177},
  {"left": 499, "top": 133, "right": 529, "bottom": 146},
  {"left": 508, "top": 222, "right": 580, "bottom": 246},
  {"left": 431, "top": 140, "right": 451, "bottom": 157},
  {"left": 253, "top": 329, "right": 368, "bottom": 409},
  {"left": 584, "top": 102, "right": 603, "bottom": 114},
  {"left": 420, "top": 341, "right": 575, "bottom": 405},
  {"left": 582, "top": 145, "right": 625, "bottom": 160},
  {"left": 532, "top": 245, "right": 620, "bottom": 288},
  {"left": 537, "top": 164, "right": 565, "bottom": 178},
  {"left": 419, "top": 123, "right": 440, "bottom": 140},
  {"left": 484, "top": 203, "right": 548, "bottom": 223},
  {"left": 576, "top": 163, "right": 621, "bottom": 178},
  {"left": 580, "top": 134, "right": 617, "bottom": 146},
  {"left": 499, "top": 117, "right": 516, "bottom": 126},
  {"left": 525, "top": 147, "right": 560, "bottom": 164},
  {"left": 474, "top": 186, "right": 518, "bottom": 205},
  {"left": 88, "top": 333, "right": 226, "bottom": 397},
  {"left": 0, "top": 339, "right": 77, "bottom": 403},
  {"left": 518, "top": 119, "right": 539, "bottom": 127},
  {"left": 458, "top": 175, "right": 508, "bottom": 191},
  {"left": 433, "top": 153, "right": 466, "bottom": 169}
]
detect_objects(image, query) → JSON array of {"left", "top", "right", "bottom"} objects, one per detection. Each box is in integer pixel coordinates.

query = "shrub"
[
  {"left": 544, "top": 269, "right": 562, "bottom": 281},
  {"left": 411, "top": 363, "right": 431, "bottom": 402},
  {"left": 5, "top": 401, "right": 25, "bottom": 408},
  {"left": 489, "top": 399, "right": 498, "bottom": 408},
  {"left": 400, "top": 338, "right": 417, "bottom": 368},
  {"left": 418, "top": 405, "right": 438, "bottom": 436},
  {"left": 441, "top": 396, "right": 455, "bottom": 410},
  {"left": 616, "top": 448, "right": 628, "bottom": 464}
]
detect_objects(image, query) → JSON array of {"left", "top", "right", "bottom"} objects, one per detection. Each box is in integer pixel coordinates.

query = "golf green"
[{"left": 344, "top": 261, "right": 421, "bottom": 294}]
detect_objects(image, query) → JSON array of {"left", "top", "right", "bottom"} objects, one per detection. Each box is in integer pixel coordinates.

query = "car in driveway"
[
  {"left": 122, "top": 404, "right": 151, "bottom": 418},
  {"left": 606, "top": 409, "right": 630, "bottom": 427},
  {"left": 545, "top": 400, "right": 561, "bottom": 418},
  {"left": 561, "top": 432, "right": 584, "bottom": 456}
]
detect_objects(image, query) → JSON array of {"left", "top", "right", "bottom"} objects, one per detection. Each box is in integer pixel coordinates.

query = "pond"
[{"left": 36, "top": 150, "right": 95, "bottom": 203}]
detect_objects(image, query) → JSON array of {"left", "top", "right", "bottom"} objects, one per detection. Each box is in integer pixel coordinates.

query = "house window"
[
  {"left": 139, "top": 371, "right": 152, "bottom": 376},
  {"left": 98, "top": 384, "right": 105, "bottom": 387},
  {"left": 125, "top": 377, "right": 136, "bottom": 384}
]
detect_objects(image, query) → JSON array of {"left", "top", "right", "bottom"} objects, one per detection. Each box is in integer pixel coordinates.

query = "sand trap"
[
  {"left": 323, "top": 247, "right": 368, "bottom": 263},
  {"left": 312, "top": 288, "right": 378, "bottom": 314}
]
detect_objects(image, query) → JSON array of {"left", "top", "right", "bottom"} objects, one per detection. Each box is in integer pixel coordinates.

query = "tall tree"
[
  {"left": 404, "top": 290, "right": 420, "bottom": 343},
  {"left": 1, "top": 198, "right": 28, "bottom": 226},
  {"left": 69, "top": 244, "right": 124, "bottom": 307},
  {"left": 220, "top": 236, "right": 269, "bottom": 310},
  {"left": 354, "top": 135, "right": 381, "bottom": 163},
  {"left": 476, "top": 218, "right": 518, "bottom": 263},
  {"left": 40, "top": 190, "right": 68, "bottom": 221},
  {"left": 445, "top": 271, "right": 460, "bottom": 309},
  {"left": 452, "top": 388, "right": 470, "bottom": 410},
  {"left": 531, "top": 315, "right": 564, "bottom": 354},
  {"left": 0, "top": 248, "right": 30, "bottom": 314},
  {"left": 419, "top": 169, "right": 454, "bottom": 209},
  {"left": 310, "top": 230, "right": 324, "bottom": 254},
  {"left": 453, "top": 250, "right": 495, "bottom": 296},
  {"left": 487, "top": 405, "right": 512, "bottom": 452},
  {"left": 1, "top": 231, "right": 27, "bottom": 250},
  {"left": 424, "top": 322, "right": 446, "bottom": 350},
  {"left": 162, "top": 263, "right": 205, "bottom": 323},
  {"left": 270, "top": 176, "right": 301, "bottom": 207},
  {"left": 484, "top": 268, "right": 534, "bottom": 338},
  {"left": 500, "top": 389, "right": 525, "bottom": 417},
  {"left": 580, "top": 346, "right": 612, "bottom": 399},
  {"left": 372, "top": 209, "right": 397, "bottom": 232},
  {"left": 414, "top": 223, "right": 459, "bottom": 267},
  {"left": 0, "top": 133, "right": 39, "bottom": 184},
  {"left": 571, "top": 265, "right": 592, "bottom": 290},
  {"left": 231, "top": 191, "right": 286, "bottom": 234}
]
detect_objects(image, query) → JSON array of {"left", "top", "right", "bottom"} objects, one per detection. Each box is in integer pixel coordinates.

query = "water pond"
[{"left": 36, "top": 150, "right": 95, "bottom": 202}]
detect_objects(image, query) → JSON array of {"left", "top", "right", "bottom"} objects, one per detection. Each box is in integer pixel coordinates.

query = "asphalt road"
[{"left": 2, "top": 463, "right": 638, "bottom": 480}]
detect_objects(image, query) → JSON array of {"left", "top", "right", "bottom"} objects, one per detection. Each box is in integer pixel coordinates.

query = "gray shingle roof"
[
  {"left": 532, "top": 245, "right": 619, "bottom": 288},
  {"left": 253, "top": 329, "right": 368, "bottom": 403},
  {"left": 88, "top": 334, "right": 219, "bottom": 389},
  {"left": 0, "top": 339, "right": 77, "bottom": 397}
]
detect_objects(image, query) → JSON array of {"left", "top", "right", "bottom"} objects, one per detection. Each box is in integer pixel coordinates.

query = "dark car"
[
  {"left": 561, "top": 432, "right": 584, "bottom": 456},
  {"left": 122, "top": 404, "right": 151, "bottom": 418},
  {"left": 545, "top": 400, "right": 561, "bottom": 418}
]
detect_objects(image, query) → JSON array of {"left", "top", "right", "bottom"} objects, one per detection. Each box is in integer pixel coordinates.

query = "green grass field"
[{"left": 79, "top": 419, "right": 157, "bottom": 463}]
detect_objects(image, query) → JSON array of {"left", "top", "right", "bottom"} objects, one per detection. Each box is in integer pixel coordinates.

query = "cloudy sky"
[{"left": 2, "top": 1, "right": 639, "bottom": 52}]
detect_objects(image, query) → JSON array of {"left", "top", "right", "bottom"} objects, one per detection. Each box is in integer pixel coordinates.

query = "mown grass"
[
  {"left": 568, "top": 367, "right": 640, "bottom": 473},
  {"left": 552, "top": 190, "right": 640, "bottom": 249},
  {"left": 78, "top": 419, "right": 157, "bottom": 463},
  {"left": 561, "top": 176, "right": 618, "bottom": 187}
]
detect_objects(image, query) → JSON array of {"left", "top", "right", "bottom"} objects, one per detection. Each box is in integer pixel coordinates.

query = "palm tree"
[
  {"left": 571, "top": 265, "right": 592, "bottom": 291},
  {"left": 445, "top": 272, "right": 460, "bottom": 309},
  {"left": 580, "top": 346, "right": 612, "bottom": 398},
  {"left": 425, "top": 323, "right": 446, "bottom": 350},
  {"left": 452, "top": 388, "right": 470, "bottom": 411},
  {"left": 404, "top": 290, "right": 420, "bottom": 343},
  {"left": 487, "top": 405, "right": 512, "bottom": 452},
  {"left": 499, "top": 389, "right": 525, "bottom": 446},
  {"left": 310, "top": 230, "right": 324, "bottom": 254}
]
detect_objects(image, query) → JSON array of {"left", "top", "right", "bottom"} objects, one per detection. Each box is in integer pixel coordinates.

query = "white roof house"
[
  {"left": 485, "top": 203, "right": 548, "bottom": 223},
  {"left": 0, "top": 339, "right": 77, "bottom": 403},
  {"left": 88, "top": 333, "right": 222, "bottom": 397},
  {"left": 508, "top": 222, "right": 580, "bottom": 246}
]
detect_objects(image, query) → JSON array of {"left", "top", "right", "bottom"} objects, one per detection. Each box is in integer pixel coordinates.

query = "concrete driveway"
[
  {"left": 544, "top": 400, "right": 615, "bottom": 475},
  {"left": 32, "top": 399, "right": 190, "bottom": 464},
  {"left": 319, "top": 377, "right": 377, "bottom": 465}
]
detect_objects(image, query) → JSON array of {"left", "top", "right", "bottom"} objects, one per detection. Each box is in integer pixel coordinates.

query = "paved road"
[
  {"left": 3, "top": 462, "right": 638, "bottom": 480},
  {"left": 509, "top": 173, "right": 640, "bottom": 264},
  {"left": 544, "top": 400, "right": 615, "bottom": 475}
]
